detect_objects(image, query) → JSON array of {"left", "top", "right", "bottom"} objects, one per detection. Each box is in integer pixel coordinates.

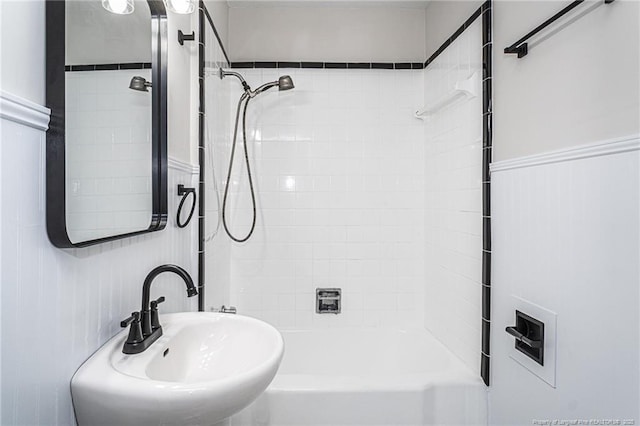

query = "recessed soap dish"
[{"left": 316, "top": 288, "right": 341, "bottom": 314}]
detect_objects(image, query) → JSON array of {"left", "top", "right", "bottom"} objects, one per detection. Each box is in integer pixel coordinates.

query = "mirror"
[{"left": 46, "top": 0, "right": 168, "bottom": 248}]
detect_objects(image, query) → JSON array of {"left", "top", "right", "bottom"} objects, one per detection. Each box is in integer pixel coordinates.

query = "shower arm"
[
  {"left": 219, "top": 68, "right": 281, "bottom": 98},
  {"left": 219, "top": 68, "right": 251, "bottom": 92}
]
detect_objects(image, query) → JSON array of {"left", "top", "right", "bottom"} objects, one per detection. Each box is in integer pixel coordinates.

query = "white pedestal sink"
[{"left": 71, "top": 312, "right": 284, "bottom": 426}]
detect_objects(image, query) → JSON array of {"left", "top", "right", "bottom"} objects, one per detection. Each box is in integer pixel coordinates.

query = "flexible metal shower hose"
[{"left": 221, "top": 92, "right": 257, "bottom": 242}]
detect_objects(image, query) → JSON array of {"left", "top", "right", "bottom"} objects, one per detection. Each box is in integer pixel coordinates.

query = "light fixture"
[
  {"left": 102, "top": 0, "right": 134, "bottom": 14},
  {"left": 164, "top": 0, "right": 196, "bottom": 14}
]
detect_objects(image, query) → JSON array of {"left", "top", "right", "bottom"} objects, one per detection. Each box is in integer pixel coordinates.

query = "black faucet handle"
[
  {"left": 150, "top": 296, "right": 166, "bottom": 310},
  {"left": 121, "top": 311, "right": 140, "bottom": 328},
  {"left": 150, "top": 297, "right": 165, "bottom": 331},
  {"left": 121, "top": 311, "right": 144, "bottom": 347}
]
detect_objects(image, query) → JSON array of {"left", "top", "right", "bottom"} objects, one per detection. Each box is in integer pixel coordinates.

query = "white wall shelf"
[{"left": 415, "top": 72, "right": 479, "bottom": 120}]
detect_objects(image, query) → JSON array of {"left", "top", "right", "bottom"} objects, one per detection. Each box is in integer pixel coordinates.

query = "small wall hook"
[{"left": 178, "top": 30, "right": 195, "bottom": 46}]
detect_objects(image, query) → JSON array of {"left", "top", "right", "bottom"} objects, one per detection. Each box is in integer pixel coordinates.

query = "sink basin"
[{"left": 71, "top": 312, "right": 284, "bottom": 426}]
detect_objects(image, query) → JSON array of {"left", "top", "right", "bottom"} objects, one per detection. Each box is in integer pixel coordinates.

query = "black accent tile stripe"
[
  {"left": 482, "top": 147, "right": 492, "bottom": 182},
  {"left": 481, "top": 353, "right": 490, "bottom": 385},
  {"left": 480, "top": 0, "right": 492, "bottom": 388},
  {"left": 483, "top": 182, "right": 491, "bottom": 217},
  {"left": 347, "top": 62, "right": 370, "bottom": 69},
  {"left": 483, "top": 113, "right": 493, "bottom": 148},
  {"left": 301, "top": 61, "right": 324, "bottom": 69},
  {"left": 231, "top": 62, "right": 254, "bottom": 68},
  {"left": 65, "top": 62, "right": 152, "bottom": 72},
  {"left": 483, "top": 217, "right": 492, "bottom": 251},
  {"left": 483, "top": 44, "right": 493, "bottom": 79},
  {"left": 95, "top": 64, "right": 118, "bottom": 71},
  {"left": 198, "top": 1, "right": 207, "bottom": 313},
  {"left": 232, "top": 61, "right": 423, "bottom": 70},
  {"left": 372, "top": 63, "right": 394, "bottom": 70},
  {"left": 394, "top": 63, "right": 412, "bottom": 70},
  {"left": 278, "top": 61, "right": 301, "bottom": 68},
  {"left": 482, "top": 287, "right": 491, "bottom": 321},
  {"left": 483, "top": 45, "right": 493, "bottom": 80},
  {"left": 482, "top": 3, "right": 492, "bottom": 45},
  {"left": 482, "top": 251, "right": 491, "bottom": 286},
  {"left": 255, "top": 61, "right": 277, "bottom": 68},
  {"left": 253, "top": 61, "right": 278, "bottom": 68},
  {"left": 483, "top": 78, "right": 492, "bottom": 112},
  {"left": 482, "top": 317, "right": 491, "bottom": 352},
  {"left": 69, "top": 65, "right": 94, "bottom": 72},
  {"left": 119, "top": 62, "right": 145, "bottom": 70}
]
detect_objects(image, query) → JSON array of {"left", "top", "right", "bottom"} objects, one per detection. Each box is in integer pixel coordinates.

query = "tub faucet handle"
[{"left": 217, "top": 305, "right": 237, "bottom": 314}]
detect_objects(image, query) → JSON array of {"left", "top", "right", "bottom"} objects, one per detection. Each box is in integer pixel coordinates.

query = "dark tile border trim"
[
  {"left": 480, "top": 0, "right": 493, "bottom": 387},
  {"left": 231, "top": 61, "right": 425, "bottom": 70},
  {"left": 197, "top": 1, "right": 211, "bottom": 312},
  {"left": 65, "top": 62, "right": 151, "bottom": 72}
]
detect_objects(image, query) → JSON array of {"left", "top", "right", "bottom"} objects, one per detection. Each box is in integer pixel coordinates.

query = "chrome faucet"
[{"left": 120, "top": 264, "right": 198, "bottom": 354}]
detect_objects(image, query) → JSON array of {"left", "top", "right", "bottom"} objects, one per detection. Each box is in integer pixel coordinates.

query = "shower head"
[
  {"left": 278, "top": 75, "right": 294, "bottom": 91},
  {"left": 129, "top": 76, "right": 152, "bottom": 92},
  {"left": 254, "top": 75, "right": 296, "bottom": 95}
]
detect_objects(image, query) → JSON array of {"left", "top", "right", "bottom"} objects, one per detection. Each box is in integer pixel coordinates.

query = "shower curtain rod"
[{"left": 504, "top": 0, "right": 615, "bottom": 58}]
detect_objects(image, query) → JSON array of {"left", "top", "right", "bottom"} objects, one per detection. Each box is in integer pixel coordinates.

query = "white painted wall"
[
  {"left": 423, "top": 16, "right": 483, "bottom": 374},
  {"left": 493, "top": 0, "right": 640, "bottom": 161},
  {"left": 490, "top": 139, "right": 639, "bottom": 425},
  {"left": 204, "top": 0, "right": 231, "bottom": 50},
  {"left": 167, "top": 9, "right": 198, "bottom": 163},
  {"left": 0, "top": 0, "right": 46, "bottom": 105},
  {"left": 228, "top": 5, "right": 426, "bottom": 61}
]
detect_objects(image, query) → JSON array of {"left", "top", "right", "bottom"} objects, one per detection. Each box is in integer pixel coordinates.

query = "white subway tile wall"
[
  {"left": 65, "top": 70, "right": 152, "bottom": 241},
  {"left": 423, "top": 18, "right": 483, "bottom": 373},
  {"left": 203, "top": 24, "right": 232, "bottom": 311},
  {"left": 1, "top": 111, "right": 198, "bottom": 425},
  {"left": 208, "top": 68, "right": 426, "bottom": 329}
]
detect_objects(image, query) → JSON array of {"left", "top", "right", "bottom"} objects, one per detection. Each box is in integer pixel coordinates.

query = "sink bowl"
[{"left": 71, "top": 312, "right": 284, "bottom": 426}]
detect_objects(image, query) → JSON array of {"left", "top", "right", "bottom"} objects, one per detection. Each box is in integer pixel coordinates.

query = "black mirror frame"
[{"left": 45, "top": 0, "right": 168, "bottom": 248}]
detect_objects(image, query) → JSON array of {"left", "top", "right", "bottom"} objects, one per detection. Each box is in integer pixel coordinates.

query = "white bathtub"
[{"left": 229, "top": 328, "right": 487, "bottom": 426}]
